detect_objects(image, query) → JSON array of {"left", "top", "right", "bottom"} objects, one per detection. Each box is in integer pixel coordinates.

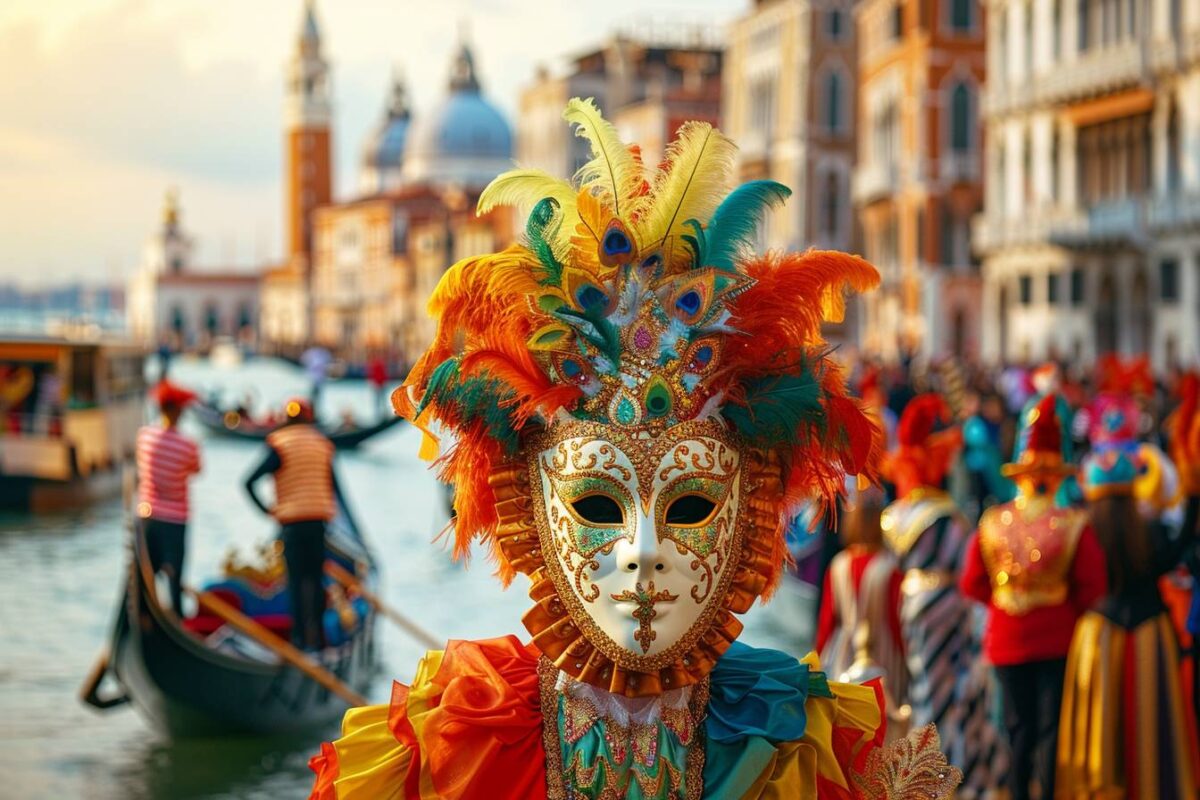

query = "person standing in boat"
[
  {"left": 135, "top": 380, "right": 202, "bottom": 616},
  {"left": 243, "top": 398, "right": 345, "bottom": 651}
]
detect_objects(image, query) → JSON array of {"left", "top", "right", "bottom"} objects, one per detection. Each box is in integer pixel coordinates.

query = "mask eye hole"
[
  {"left": 665, "top": 494, "right": 717, "bottom": 526},
  {"left": 570, "top": 494, "right": 624, "bottom": 526}
]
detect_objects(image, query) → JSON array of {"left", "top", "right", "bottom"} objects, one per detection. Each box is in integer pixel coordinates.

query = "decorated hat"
[
  {"left": 882, "top": 393, "right": 962, "bottom": 497},
  {"left": 1002, "top": 393, "right": 1075, "bottom": 479},
  {"left": 151, "top": 379, "right": 197, "bottom": 409},
  {"left": 1079, "top": 447, "right": 1139, "bottom": 500},
  {"left": 394, "top": 98, "right": 880, "bottom": 696}
]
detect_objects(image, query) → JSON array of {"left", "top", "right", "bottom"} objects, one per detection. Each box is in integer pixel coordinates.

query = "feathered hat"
[
  {"left": 882, "top": 393, "right": 962, "bottom": 497},
  {"left": 150, "top": 380, "right": 197, "bottom": 409},
  {"left": 1002, "top": 393, "right": 1074, "bottom": 479},
  {"left": 394, "top": 98, "right": 881, "bottom": 591},
  {"left": 1167, "top": 373, "right": 1200, "bottom": 495}
]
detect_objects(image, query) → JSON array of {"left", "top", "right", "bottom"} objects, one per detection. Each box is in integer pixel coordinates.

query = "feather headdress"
[{"left": 397, "top": 99, "right": 881, "bottom": 589}]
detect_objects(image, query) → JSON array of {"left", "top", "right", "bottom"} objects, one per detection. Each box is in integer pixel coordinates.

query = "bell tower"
[{"left": 284, "top": 0, "right": 332, "bottom": 262}]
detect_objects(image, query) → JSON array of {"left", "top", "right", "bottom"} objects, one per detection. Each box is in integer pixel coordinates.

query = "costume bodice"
[
  {"left": 977, "top": 497, "right": 1086, "bottom": 615},
  {"left": 881, "top": 489, "right": 968, "bottom": 584}
]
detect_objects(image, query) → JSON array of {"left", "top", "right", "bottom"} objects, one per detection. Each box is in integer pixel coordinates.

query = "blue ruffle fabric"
[{"left": 702, "top": 641, "right": 824, "bottom": 798}]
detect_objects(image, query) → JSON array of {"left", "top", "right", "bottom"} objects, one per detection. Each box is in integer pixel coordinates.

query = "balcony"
[
  {"left": 972, "top": 212, "right": 1057, "bottom": 254},
  {"left": 983, "top": 40, "right": 1146, "bottom": 117},
  {"left": 1047, "top": 198, "right": 1147, "bottom": 248},
  {"left": 1148, "top": 192, "right": 1200, "bottom": 232},
  {"left": 852, "top": 162, "right": 899, "bottom": 205},
  {"left": 940, "top": 151, "right": 979, "bottom": 184}
]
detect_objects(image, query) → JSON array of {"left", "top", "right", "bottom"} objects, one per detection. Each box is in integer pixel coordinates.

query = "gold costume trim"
[
  {"left": 880, "top": 489, "right": 961, "bottom": 557},
  {"left": 978, "top": 501, "right": 1085, "bottom": 615},
  {"left": 852, "top": 723, "right": 962, "bottom": 799}
]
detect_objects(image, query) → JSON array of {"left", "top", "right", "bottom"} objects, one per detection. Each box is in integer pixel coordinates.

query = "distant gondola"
[
  {"left": 82, "top": 505, "right": 378, "bottom": 737},
  {"left": 189, "top": 401, "right": 402, "bottom": 450}
]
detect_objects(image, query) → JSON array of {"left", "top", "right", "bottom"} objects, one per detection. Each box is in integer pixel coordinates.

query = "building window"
[
  {"left": 828, "top": 8, "right": 846, "bottom": 39},
  {"left": 950, "top": 82, "right": 973, "bottom": 153},
  {"left": 1048, "top": 272, "right": 1060, "bottom": 304},
  {"left": 950, "top": 0, "right": 973, "bottom": 30},
  {"left": 1019, "top": 274, "right": 1033, "bottom": 305},
  {"left": 1052, "top": 0, "right": 1062, "bottom": 59},
  {"left": 1160, "top": 258, "right": 1180, "bottom": 302},
  {"left": 824, "top": 70, "right": 844, "bottom": 133},
  {"left": 749, "top": 77, "right": 776, "bottom": 138},
  {"left": 1070, "top": 267, "right": 1085, "bottom": 305},
  {"left": 940, "top": 206, "right": 955, "bottom": 266},
  {"left": 891, "top": 3, "right": 904, "bottom": 38}
]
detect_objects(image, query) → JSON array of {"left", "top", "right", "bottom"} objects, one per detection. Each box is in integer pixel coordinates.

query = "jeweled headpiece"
[{"left": 396, "top": 99, "right": 880, "bottom": 695}]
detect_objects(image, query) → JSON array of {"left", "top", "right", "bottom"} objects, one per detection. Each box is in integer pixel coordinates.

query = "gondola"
[
  {"left": 190, "top": 401, "right": 402, "bottom": 450},
  {"left": 81, "top": 503, "right": 378, "bottom": 737}
]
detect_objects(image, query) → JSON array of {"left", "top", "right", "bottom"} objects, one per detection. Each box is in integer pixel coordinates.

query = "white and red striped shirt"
[{"left": 136, "top": 425, "right": 201, "bottom": 524}]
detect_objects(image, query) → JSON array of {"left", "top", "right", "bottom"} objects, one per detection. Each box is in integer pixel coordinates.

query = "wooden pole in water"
[
  {"left": 324, "top": 560, "right": 441, "bottom": 650},
  {"left": 184, "top": 585, "right": 368, "bottom": 707}
]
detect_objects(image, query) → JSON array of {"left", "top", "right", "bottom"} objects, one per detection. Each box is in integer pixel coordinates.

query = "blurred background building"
[
  {"left": 975, "top": 0, "right": 1200, "bottom": 372},
  {"left": 126, "top": 191, "right": 259, "bottom": 351},
  {"left": 854, "top": 0, "right": 985, "bottom": 362}
]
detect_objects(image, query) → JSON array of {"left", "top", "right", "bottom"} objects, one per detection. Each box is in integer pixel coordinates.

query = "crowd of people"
[{"left": 813, "top": 355, "right": 1200, "bottom": 799}]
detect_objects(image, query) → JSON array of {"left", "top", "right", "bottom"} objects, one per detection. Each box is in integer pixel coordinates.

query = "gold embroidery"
[
  {"left": 978, "top": 501, "right": 1086, "bottom": 615},
  {"left": 610, "top": 581, "right": 680, "bottom": 652},
  {"left": 853, "top": 723, "right": 963, "bottom": 799},
  {"left": 880, "top": 489, "right": 962, "bottom": 557}
]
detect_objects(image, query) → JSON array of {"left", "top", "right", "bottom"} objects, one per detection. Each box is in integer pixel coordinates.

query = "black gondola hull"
[{"left": 190, "top": 403, "right": 402, "bottom": 450}]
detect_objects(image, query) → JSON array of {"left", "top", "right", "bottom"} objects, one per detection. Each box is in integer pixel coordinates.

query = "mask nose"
[{"left": 615, "top": 508, "right": 667, "bottom": 577}]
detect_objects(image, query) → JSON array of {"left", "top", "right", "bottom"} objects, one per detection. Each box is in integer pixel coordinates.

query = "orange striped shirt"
[
  {"left": 136, "top": 425, "right": 201, "bottom": 524},
  {"left": 266, "top": 425, "right": 335, "bottom": 524}
]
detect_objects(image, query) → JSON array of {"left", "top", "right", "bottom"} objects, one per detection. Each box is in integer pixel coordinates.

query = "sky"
[{"left": 0, "top": 0, "right": 745, "bottom": 287}]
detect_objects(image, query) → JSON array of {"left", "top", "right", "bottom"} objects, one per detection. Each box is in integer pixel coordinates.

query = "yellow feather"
[
  {"left": 634, "top": 121, "right": 736, "bottom": 269},
  {"left": 562, "top": 97, "right": 644, "bottom": 216},
  {"left": 476, "top": 168, "right": 577, "bottom": 217}
]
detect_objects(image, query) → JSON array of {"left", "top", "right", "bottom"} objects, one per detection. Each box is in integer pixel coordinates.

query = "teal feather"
[
  {"left": 416, "top": 358, "right": 519, "bottom": 451},
  {"left": 722, "top": 371, "right": 824, "bottom": 444},
  {"left": 416, "top": 358, "right": 460, "bottom": 416},
  {"left": 703, "top": 180, "right": 792, "bottom": 271},
  {"left": 555, "top": 306, "right": 622, "bottom": 366},
  {"left": 526, "top": 198, "right": 563, "bottom": 285},
  {"left": 681, "top": 219, "right": 705, "bottom": 267}
]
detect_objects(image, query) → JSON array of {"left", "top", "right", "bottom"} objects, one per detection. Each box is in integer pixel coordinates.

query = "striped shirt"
[
  {"left": 136, "top": 425, "right": 201, "bottom": 524},
  {"left": 266, "top": 425, "right": 335, "bottom": 524}
]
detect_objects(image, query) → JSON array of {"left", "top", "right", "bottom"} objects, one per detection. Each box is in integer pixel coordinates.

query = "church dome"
[
  {"left": 359, "top": 71, "right": 411, "bottom": 195},
  {"left": 401, "top": 42, "right": 513, "bottom": 188}
]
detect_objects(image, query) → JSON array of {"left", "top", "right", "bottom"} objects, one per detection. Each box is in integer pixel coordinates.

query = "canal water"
[{"left": 0, "top": 357, "right": 812, "bottom": 800}]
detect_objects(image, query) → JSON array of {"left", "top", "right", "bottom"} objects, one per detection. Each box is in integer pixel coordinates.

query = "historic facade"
[
  {"left": 518, "top": 28, "right": 723, "bottom": 179},
  {"left": 854, "top": 0, "right": 986, "bottom": 361},
  {"left": 976, "top": 0, "right": 1200, "bottom": 370},
  {"left": 126, "top": 192, "right": 259, "bottom": 350}
]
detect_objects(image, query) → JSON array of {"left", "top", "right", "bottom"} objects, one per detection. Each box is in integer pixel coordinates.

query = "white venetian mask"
[{"left": 529, "top": 419, "right": 745, "bottom": 671}]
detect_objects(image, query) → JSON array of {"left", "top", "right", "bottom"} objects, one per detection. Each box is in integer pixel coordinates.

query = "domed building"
[
  {"left": 358, "top": 70, "right": 411, "bottom": 195},
  {"left": 401, "top": 41, "right": 513, "bottom": 188}
]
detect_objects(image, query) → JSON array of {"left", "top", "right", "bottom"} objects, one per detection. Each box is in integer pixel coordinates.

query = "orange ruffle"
[
  {"left": 310, "top": 636, "right": 547, "bottom": 800},
  {"left": 490, "top": 452, "right": 780, "bottom": 698}
]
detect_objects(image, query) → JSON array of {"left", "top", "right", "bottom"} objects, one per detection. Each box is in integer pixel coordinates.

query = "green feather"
[
  {"left": 722, "top": 371, "right": 824, "bottom": 444},
  {"left": 526, "top": 198, "right": 563, "bottom": 285},
  {"left": 704, "top": 180, "right": 792, "bottom": 271},
  {"left": 416, "top": 358, "right": 460, "bottom": 416},
  {"left": 555, "top": 306, "right": 622, "bottom": 366}
]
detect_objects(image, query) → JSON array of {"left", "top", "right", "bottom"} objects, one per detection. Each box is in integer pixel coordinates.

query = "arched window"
[
  {"left": 825, "top": 70, "right": 844, "bottom": 133},
  {"left": 950, "top": 82, "right": 973, "bottom": 153},
  {"left": 950, "top": 0, "right": 973, "bottom": 30}
]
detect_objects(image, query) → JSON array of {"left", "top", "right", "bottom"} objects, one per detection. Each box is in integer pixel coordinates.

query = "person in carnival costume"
[
  {"left": 880, "top": 393, "right": 1005, "bottom": 797},
  {"left": 960, "top": 393, "right": 1107, "bottom": 800},
  {"left": 1055, "top": 377, "right": 1200, "bottom": 799},
  {"left": 816, "top": 483, "right": 909, "bottom": 721},
  {"left": 1169, "top": 373, "right": 1200, "bottom": 727},
  {"left": 308, "top": 100, "right": 963, "bottom": 800},
  {"left": 1012, "top": 364, "right": 1078, "bottom": 507}
]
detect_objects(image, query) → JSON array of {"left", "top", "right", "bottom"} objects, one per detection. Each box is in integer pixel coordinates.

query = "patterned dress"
[{"left": 882, "top": 488, "right": 1006, "bottom": 798}]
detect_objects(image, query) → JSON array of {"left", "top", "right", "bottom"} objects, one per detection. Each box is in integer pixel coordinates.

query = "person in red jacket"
[{"left": 960, "top": 393, "right": 1106, "bottom": 800}]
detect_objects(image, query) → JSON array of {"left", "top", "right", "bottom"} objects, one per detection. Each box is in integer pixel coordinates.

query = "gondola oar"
[
  {"left": 324, "top": 560, "right": 441, "bottom": 650},
  {"left": 183, "top": 585, "right": 368, "bottom": 707}
]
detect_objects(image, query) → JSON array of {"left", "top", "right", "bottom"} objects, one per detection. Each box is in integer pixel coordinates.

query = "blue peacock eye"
[
  {"left": 577, "top": 285, "right": 607, "bottom": 309},
  {"left": 641, "top": 254, "right": 662, "bottom": 269},
  {"left": 561, "top": 358, "right": 582, "bottom": 378},
  {"left": 693, "top": 345, "right": 713, "bottom": 367},
  {"left": 676, "top": 290, "right": 702, "bottom": 316},
  {"left": 602, "top": 229, "right": 632, "bottom": 256}
]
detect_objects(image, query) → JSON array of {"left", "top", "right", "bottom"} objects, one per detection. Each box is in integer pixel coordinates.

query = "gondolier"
[
  {"left": 136, "top": 380, "right": 202, "bottom": 616},
  {"left": 244, "top": 398, "right": 347, "bottom": 651}
]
